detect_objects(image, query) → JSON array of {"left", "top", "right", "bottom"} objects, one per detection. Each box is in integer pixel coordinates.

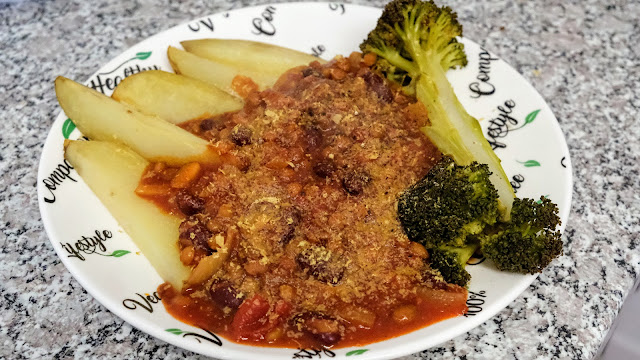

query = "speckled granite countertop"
[{"left": 1, "top": 0, "right": 638, "bottom": 359}]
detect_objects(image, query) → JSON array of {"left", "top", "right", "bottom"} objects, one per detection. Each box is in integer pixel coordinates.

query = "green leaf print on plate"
[
  {"left": 517, "top": 160, "right": 541, "bottom": 167},
  {"left": 536, "top": 195, "right": 550, "bottom": 204},
  {"left": 524, "top": 109, "right": 540, "bottom": 126},
  {"left": 135, "top": 51, "right": 152, "bottom": 60},
  {"left": 346, "top": 349, "right": 369, "bottom": 356},
  {"left": 109, "top": 250, "right": 131, "bottom": 257},
  {"left": 512, "top": 109, "right": 541, "bottom": 131},
  {"left": 62, "top": 118, "right": 76, "bottom": 139},
  {"left": 166, "top": 328, "right": 185, "bottom": 335}
]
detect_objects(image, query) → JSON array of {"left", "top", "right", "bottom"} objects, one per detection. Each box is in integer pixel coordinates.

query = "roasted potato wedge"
[
  {"left": 112, "top": 70, "right": 243, "bottom": 124},
  {"left": 168, "top": 46, "right": 277, "bottom": 93},
  {"left": 64, "top": 140, "right": 190, "bottom": 288},
  {"left": 181, "top": 39, "right": 323, "bottom": 79},
  {"left": 55, "top": 76, "right": 219, "bottom": 165}
]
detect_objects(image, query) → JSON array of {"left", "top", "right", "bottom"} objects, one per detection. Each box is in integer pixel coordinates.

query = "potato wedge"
[
  {"left": 55, "top": 76, "right": 219, "bottom": 165},
  {"left": 181, "top": 39, "right": 323, "bottom": 79},
  {"left": 112, "top": 70, "right": 243, "bottom": 124},
  {"left": 64, "top": 140, "right": 190, "bottom": 289},
  {"left": 168, "top": 46, "right": 278, "bottom": 93}
]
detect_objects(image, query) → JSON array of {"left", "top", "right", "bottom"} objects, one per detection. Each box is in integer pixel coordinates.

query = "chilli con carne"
[{"left": 140, "top": 53, "right": 468, "bottom": 348}]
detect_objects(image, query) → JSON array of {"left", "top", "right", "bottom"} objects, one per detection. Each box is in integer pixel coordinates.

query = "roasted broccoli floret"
[
  {"left": 398, "top": 160, "right": 563, "bottom": 284},
  {"left": 360, "top": 0, "right": 515, "bottom": 219},
  {"left": 398, "top": 156, "right": 498, "bottom": 248},
  {"left": 430, "top": 243, "right": 479, "bottom": 287},
  {"left": 480, "top": 197, "right": 563, "bottom": 273}
]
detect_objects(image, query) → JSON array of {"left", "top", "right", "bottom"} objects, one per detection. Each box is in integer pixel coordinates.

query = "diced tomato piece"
[
  {"left": 274, "top": 299, "right": 292, "bottom": 316},
  {"left": 232, "top": 294, "right": 271, "bottom": 340}
]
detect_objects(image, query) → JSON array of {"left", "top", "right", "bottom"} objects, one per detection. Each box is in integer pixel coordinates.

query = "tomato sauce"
[
  {"left": 140, "top": 53, "right": 468, "bottom": 349},
  {"left": 158, "top": 283, "right": 467, "bottom": 348}
]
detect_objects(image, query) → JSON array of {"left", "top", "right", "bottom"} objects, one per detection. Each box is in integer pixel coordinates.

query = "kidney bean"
[
  {"left": 179, "top": 219, "right": 213, "bottom": 254},
  {"left": 176, "top": 191, "right": 204, "bottom": 216},
  {"left": 293, "top": 312, "right": 343, "bottom": 346},
  {"left": 313, "top": 160, "right": 336, "bottom": 178},
  {"left": 199, "top": 118, "right": 215, "bottom": 131},
  {"left": 313, "top": 331, "right": 342, "bottom": 346},
  {"left": 296, "top": 246, "right": 344, "bottom": 285},
  {"left": 231, "top": 125, "right": 252, "bottom": 146},
  {"left": 362, "top": 71, "right": 393, "bottom": 103},
  {"left": 200, "top": 118, "right": 227, "bottom": 132},
  {"left": 281, "top": 209, "right": 300, "bottom": 245},
  {"left": 342, "top": 170, "right": 370, "bottom": 195},
  {"left": 302, "top": 125, "right": 323, "bottom": 150},
  {"left": 302, "top": 67, "right": 321, "bottom": 78},
  {"left": 209, "top": 281, "right": 244, "bottom": 309}
]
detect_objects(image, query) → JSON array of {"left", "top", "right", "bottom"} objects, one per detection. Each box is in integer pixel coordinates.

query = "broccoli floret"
[
  {"left": 480, "top": 197, "right": 563, "bottom": 273},
  {"left": 429, "top": 243, "right": 479, "bottom": 287},
  {"left": 398, "top": 160, "right": 563, "bottom": 283},
  {"left": 361, "top": 0, "right": 515, "bottom": 219},
  {"left": 398, "top": 156, "right": 498, "bottom": 248}
]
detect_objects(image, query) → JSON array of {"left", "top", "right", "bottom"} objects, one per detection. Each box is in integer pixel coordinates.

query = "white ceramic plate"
[{"left": 37, "top": 3, "right": 572, "bottom": 359}]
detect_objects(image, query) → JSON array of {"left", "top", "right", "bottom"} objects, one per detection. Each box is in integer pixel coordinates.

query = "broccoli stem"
[
  {"left": 367, "top": 0, "right": 516, "bottom": 219},
  {"left": 414, "top": 62, "right": 515, "bottom": 219}
]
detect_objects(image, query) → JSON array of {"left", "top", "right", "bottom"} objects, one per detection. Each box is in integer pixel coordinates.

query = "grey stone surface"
[{"left": 1, "top": 0, "right": 638, "bottom": 359}]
